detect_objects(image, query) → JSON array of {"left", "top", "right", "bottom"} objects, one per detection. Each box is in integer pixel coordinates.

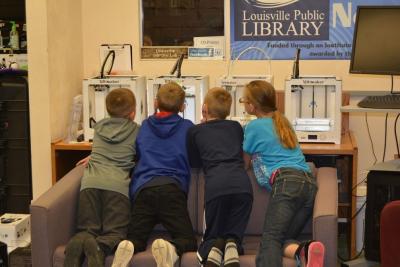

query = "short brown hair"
[
  {"left": 204, "top": 87, "right": 232, "bottom": 119},
  {"left": 156, "top": 82, "right": 185, "bottom": 113},
  {"left": 106, "top": 88, "right": 136, "bottom": 118}
]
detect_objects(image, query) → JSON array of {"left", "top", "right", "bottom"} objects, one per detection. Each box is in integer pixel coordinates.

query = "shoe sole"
[
  {"left": 152, "top": 239, "right": 175, "bottom": 267},
  {"left": 83, "top": 237, "right": 104, "bottom": 267},
  {"left": 64, "top": 239, "right": 84, "bottom": 267},
  {"left": 306, "top": 241, "right": 325, "bottom": 267},
  {"left": 111, "top": 240, "right": 134, "bottom": 267}
]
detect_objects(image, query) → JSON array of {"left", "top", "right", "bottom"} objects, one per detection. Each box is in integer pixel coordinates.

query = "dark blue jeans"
[{"left": 255, "top": 168, "right": 318, "bottom": 267}]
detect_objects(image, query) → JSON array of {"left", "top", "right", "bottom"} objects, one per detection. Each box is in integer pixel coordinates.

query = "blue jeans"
[{"left": 255, "top": 168, "right": 318, "bottom": 267}]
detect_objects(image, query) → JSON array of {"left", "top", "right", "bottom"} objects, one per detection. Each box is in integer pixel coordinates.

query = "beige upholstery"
[{"left": 30, "top": 165, "right": 337, "bottom": 267}]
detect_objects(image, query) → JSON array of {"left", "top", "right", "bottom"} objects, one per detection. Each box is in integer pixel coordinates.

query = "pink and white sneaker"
[{"left": 302, "top": 241, "right": 325, "bottom": 267}]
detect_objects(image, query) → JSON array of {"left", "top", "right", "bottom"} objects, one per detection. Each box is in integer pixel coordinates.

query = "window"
[{"left": 141, "top": 0, "right": 224, "bottom": 47}]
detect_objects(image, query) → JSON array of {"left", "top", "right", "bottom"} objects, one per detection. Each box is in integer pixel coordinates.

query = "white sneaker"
[
  {"left": 151, "top": 239, "right": 179, "bottom": 267},
  {"left": 111, "top": 240, "right": 134, "bottom": 267}
]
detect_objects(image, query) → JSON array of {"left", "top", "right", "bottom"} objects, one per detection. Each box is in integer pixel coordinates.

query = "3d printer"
[
  {"left": 285, "top": 49, "right": 342, "bottom": 144},
  {"left": 217, "top": 47, "right": 273, "bottom": 125},
  {"left": 217, "top": 75, "right": 273, "bottom": 124},
  {"left": 146, "top": 54, "right": 209, "bottom": 123},
  {"left": 285, "top": 76, "right": 342, "bottom": 144},
  {"left": 82, "top": 75, "right": 147, "bottom": 141}
]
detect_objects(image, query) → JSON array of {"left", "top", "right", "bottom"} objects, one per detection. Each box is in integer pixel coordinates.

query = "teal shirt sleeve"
[{"left": 243, "top": 122, "right": 258, "bottom": 154}]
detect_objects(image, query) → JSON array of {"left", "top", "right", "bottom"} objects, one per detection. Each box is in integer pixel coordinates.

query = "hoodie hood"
[
  {"left": 147, "top": 114, "right": 183, "bottom": 138},
  {"left": 94, "top": 117, "right": 138, "bottom": 143}
]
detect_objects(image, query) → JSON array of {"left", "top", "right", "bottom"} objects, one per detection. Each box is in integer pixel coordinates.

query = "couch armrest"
[
  {"left": 30, "top": 165, "right": 84, "bottom": 267},
  {"left": 313, "top": 167, "right": 338, "bottom": 267}
]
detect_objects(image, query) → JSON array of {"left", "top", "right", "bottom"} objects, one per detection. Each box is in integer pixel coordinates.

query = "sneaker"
[
  {"left": 83, "top": 237, "right": 105, "bottom": 267},
  {"left": 205, "top": 247, "right": 223, "bottom": 267},
  {"left": 304, "top": 241, "right": 325, "bottom": 267},
  {"left": 151, "top": 239, "right": 179, "bottom": 267},
  {"left": 111, "top": 240, "right": 134, "bottom": 267},
  {"left": 64, "top": 238, "right": 84, "bottom": 267},
  {"left": 223, "top": 240, "right": 240, "bottom": 267},
  {"left": 64, "top": 232, "right": 91, "bottom": 267}
]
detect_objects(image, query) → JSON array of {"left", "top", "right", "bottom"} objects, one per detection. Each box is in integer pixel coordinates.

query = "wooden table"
[{"left": 51, "top": 131, "right": 358, "bottom": 257}]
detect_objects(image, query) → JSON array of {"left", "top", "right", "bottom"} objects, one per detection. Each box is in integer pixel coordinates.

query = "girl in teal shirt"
[{"left": 242, "top": 80, "right": 325, "bottom": 267}]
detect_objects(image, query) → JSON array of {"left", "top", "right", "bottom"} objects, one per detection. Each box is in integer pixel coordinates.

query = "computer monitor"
[{"left": 350, "top": 6, "right": 400, "bottom": 75}]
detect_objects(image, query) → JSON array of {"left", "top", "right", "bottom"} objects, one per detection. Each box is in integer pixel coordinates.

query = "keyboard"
[{"left": 357, "top": 94, "right": 400, "bottom": 109}]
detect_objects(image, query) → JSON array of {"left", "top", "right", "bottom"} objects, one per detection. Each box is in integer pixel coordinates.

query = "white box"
[{"left": 0, "top": 214, "right": 31, "bottom": 253}]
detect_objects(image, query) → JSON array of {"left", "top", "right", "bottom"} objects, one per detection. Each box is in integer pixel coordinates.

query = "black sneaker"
[
  {"left": 64, "top": 238, "right": 84, "bottom": 267},
  {"left": 64, "top": 232, "right": 92, "bottom": 267},
  {"left": 83, "top": 237, "right": 105, "bottom": 267}
]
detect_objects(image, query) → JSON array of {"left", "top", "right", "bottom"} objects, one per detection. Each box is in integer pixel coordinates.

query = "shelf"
[{"left": 341, "top": 105, "right": 400, "bottom": 113}]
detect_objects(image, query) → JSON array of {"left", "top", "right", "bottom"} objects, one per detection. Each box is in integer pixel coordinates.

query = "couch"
[{"left": 30, "top": 164, "right": 337, "bottom": 267}]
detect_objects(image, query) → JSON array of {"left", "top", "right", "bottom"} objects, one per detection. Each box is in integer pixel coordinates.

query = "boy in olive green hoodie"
[{"left": 64, "top": 88, "right": 139, "bottom": 267}]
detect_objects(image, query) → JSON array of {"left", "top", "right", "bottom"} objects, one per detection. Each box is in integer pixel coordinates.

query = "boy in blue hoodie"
[{"left": 115, "top": 82, "right": 197, "bottom": 267}]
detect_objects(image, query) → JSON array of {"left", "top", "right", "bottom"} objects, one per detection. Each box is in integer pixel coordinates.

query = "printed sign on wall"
[{"left": 231, "top": 0, "right": 400, "bottom": 60}]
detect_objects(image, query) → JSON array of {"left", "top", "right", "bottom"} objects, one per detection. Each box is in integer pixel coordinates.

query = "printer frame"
[
  {"left": 146, "top": 75, "right": 209, "bottom": 124},
  {"left": 82, "top": 76, "right": 146, "bottom": 141},
  {"left": 285, "top": 76, "right": 342, "bottom": 144}
]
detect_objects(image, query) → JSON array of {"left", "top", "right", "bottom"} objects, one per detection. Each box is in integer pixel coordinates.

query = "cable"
[
  {"left": 350, "top": 114, "right": 378, "bottom": 193},
  {"left": 352, "top": 177, "right": 367, "bottom": 192},
  {"left": 365, "top": 113, "right": 378, "bottom": 164},
  {"left": 395, "top": 113, "right": 400, "bottom": 156},
  {"left": 338, "top": 248, "right": 364, "bottom": 263},
  {"left": 100, "top": 50, "right": 115, "bottom": 78},
  {"left": 382, "top": 113, "right": 388, "bottom": 162},
  {"left": 337, "top": 200, "right": 367, "bottom": 262},
  {"left": 351, "top": 200, "right": 366, "bottom": 220},
  {"left": 390, "top": 75, "right": 400, "bottom": 94},
  {"left": 227, "top": 46, "right": 272, "bottom": 79}
]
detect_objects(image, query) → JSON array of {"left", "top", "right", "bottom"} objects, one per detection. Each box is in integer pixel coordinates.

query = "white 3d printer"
[
  {"left": 217, "top": 75, "right": 273, "bottom": 123},
  {"left": 217, "top": 47, "right": 273, "bottom": 125},
  {"left": 285, "top": 76, "right": 342, "bottom": 144},
  {"left": 82, "top": 76, "right": 147, "bottom": 141},
  {"left": 82, "top": 45, "right": 146, "bottom": 141},
  {"left": 285, "top": 49, "right": 342, "bottom": 144},
  {"left": 146, "top": 54, "right": 209, "bottom": 124}
]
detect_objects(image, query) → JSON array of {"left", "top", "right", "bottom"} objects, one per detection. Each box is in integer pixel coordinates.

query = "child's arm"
[
  {"left": 243, "top": 152, "right": 251, "bottom": 170},
  {"left": 76, "top": 156, "right": 90, "bottom": 167},
  {"left": 186, "top": 128, "right": 202, "bottom": 168}
]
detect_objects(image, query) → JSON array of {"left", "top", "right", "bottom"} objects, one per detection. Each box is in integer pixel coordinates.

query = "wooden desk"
[
  {"left": 51, "top": 141, "right": 92, "bottom": 185},
  {"left": 51, "top": 131, "right": 358, "bottom": 257},
  {"left": 301, "top": 132, "right": 358, "bottom": 258}
]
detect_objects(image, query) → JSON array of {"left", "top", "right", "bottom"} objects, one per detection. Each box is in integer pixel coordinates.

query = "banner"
[{"left": 231, "top": 0, "right": 400, "bottom": 60}]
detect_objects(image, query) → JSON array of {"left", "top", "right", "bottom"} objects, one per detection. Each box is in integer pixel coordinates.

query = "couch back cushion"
[{"left": 244, "top": 171, "right": 271, "bottom": 235}]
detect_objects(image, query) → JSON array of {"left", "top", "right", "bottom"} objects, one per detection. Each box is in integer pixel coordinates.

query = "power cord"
[
  {"left": 390, "top": 75, "right": 400, "bottom": 94},
  {"left": 395, "top": 113, "right": 400, "bottom": 156},
  {"left": 365, "top": 113, "right": 378, "bottom": 164},
  {"left": 100, "top": 50, "right": 115, "bottom": 78},
  {"left": 382, "top": 113, "right": 388, "bottom": 162}
]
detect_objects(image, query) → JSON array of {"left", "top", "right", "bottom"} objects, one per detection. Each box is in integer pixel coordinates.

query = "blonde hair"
[
  {"left": 204, "top": 87, "right": 232, "bottom": 119},
  {"left": 157, "top": 82, "right": 185, "bottom": 113},
  {"left": 106, "top": 88, "right": 136, "bottom": 118},
  {"left": 245, "top": 80, "right": 298, "bottom": 149}
]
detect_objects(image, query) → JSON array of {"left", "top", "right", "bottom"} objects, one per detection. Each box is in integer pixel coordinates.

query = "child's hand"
[{"left": 76, "top": 156, "right": 90, "bottom": 167}]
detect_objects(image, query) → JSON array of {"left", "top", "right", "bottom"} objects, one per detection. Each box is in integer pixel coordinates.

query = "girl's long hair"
[{"left": 245, "top": 80, "right": 298, "bottom": 149}]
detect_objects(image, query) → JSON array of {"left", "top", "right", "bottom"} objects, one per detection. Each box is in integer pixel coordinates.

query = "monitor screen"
[{"left": 350, "top": 6, "right": 400, "bottom": 75}]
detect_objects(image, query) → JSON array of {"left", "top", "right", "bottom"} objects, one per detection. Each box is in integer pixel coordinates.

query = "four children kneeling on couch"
[{"left": 63, "top": 81, "right": 325, "bottom": 267}]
